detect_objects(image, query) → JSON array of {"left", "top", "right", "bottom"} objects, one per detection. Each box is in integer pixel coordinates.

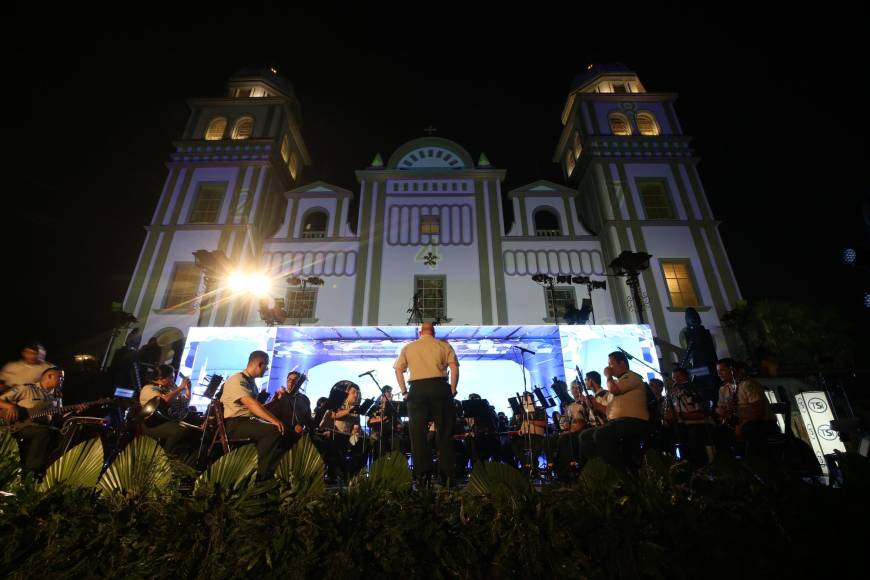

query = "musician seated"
[
  {"left": 138, "top": 364, "right": 198, "bottom": 459},
  {"left": 715, "top": 359, "right": 779, "bottom": 461},
  {"left": 555, "top": 380, "right": 586, "bottom": 481},
  {"left": 0, "top": 366, "right": 81, "bottom": 476},
  {"left": 462, "top": 393, "right": 498, "bottom": 465},
  {"left": 267, "top": 371, "right": 313, "bottom": 446},
  {"left": 322, "top": 384, "right": 363, "bottom": 483},
  {"left": 221, "top": 351, "right": 286, "bottom": 480},
  {"left": 510, "top": 392, "right": 548, "bottom": 472},
  {"left": 368, "top": 386, "right": 400, "bottom": 457},
  {"left": 579, "top": 353, "right": 650, "bottom": 471},
  {"left": 0, "top": 342, "right": 54, "bottom": 395},
  {"left": 665, "top": 368, "right": 711, "bottom": 466},
  {"left": 312, "top": 397, "right": 329, "bottom": 431}
]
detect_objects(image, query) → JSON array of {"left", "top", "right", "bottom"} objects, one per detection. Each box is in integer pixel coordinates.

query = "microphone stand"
[
  {"left": 512, "top": 345, "right": 537, "bottom": 479},
  {"left": 616, "top": 347, "right": 661, "bottom": 377},
  {"left": 359, "top": 371, "right": 398, "bottom": 470}
]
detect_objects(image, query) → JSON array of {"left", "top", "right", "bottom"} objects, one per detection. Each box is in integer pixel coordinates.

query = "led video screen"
[{"left": 177, "top": 324, "right": 661, "bottom": 417}]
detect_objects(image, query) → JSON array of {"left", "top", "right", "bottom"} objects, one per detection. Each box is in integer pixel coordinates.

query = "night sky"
[{"left": 16, "top": 9, "right": 869, "bottom": 368}]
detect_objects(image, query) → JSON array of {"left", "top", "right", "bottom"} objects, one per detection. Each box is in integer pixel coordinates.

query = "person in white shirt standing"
[{"left": 394, "top": 322, "right": 459, "bottom": 486}]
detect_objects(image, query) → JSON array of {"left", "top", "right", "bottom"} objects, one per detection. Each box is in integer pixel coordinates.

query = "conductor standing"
[{"left": 394, "top": 322, "right": 459, "bottom": 486}]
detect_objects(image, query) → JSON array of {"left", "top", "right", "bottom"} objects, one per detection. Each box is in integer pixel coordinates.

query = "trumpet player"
[{"left": 138, "top": 364, "right": 197, "bottom": 458}]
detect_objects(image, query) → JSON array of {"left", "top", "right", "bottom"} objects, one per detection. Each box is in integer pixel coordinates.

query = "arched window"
[
  {"left": 608, "top": 112, "right": 632, "bottom": 136},
  {"left": 636, "top": 112, "right": 661, "bottom": 136},
  {"left": 204, "top": 117, "right": 227, "bottom": 140},
  {"left": 301, "top": 210, "right": 328, "bottom": 238},
  {"left": 280, "top": 135, "right": 290, "bottom": 163},
  {"left": 231, "top": 116, "right": 254, "bottom": 140},
  {"left": 533, "top": 208, "right": 562, "bottom": 237}
]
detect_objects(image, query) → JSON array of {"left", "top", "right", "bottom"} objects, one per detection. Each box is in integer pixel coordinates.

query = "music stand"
[
  {"left": 550, "top": 378, "right": 573, "bottom": 410},
  {"left": 202, "top": 374, "right": 224, "bottom": 399},
  {"left": 359, "top": 398, "right": 376, "bottom": 416},
  {"left": 461, "top": 399, "right": 490, "bottom": 420},
  {"left": 533, "top": 387, "right": 557, "bottom": 409},
  {"left": 508, "top": 397, "right": 522, "bottom": 417}
]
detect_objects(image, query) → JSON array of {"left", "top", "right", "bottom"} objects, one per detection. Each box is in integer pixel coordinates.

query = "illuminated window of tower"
[
  {"left": 661, "top": 260, "right": 700, "bottom": 308},
  {"left": 280, "top": 135, "right": 290, "bottom": 163},
  {"left": 231, "top": 117, "right": 254, "bottom": 140},
  {"left": 204, "top": 117, "right": 227, "bottom": 140},
  {"left": 636, "top": 112, "right": 660, "bottom": 136},
  {"left": 608, "top": 112, "right": 632, "bottom": 136}
]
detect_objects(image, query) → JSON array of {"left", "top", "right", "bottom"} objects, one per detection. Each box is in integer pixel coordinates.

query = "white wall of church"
[
  {"left": 174, "top": 167, "right": 243, "bottom": 225},
  {"left": 623, "top": 164, "right": 688, "bottom": 220},
  {"left": 375, "top": 244, "right": 486, "bottom": 326},
  {"left": 500, "top": 239, "right": 615, "bottom": 325},
  {"left": 639, "top": 226, "right": 728, "bottom": 356},
  {"left": 140, "top": 230, "right": 222, "bottom": 341}
]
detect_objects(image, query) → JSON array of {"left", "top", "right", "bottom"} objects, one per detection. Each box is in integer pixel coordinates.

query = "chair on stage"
[{"left": 199, "top": 400, "right": 253, "bottom": 461}]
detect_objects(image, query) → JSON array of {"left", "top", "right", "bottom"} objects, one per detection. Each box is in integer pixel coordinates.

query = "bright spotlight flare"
[{"left": 227, "top": 271, "right": 271, "bottom": 296}]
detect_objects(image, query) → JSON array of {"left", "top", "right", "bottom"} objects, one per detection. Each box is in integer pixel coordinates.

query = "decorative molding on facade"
[
  {"left": 263, "top": 250, "right": 359, "bottom": 277},
  {"left": 385, "top": 179, "right": 475, "bottom": 194},
  {"left": 502, "top": 249, "right": 605, "bottom": 276},
  {"left": 386, "top": 204, "right": 474, "bottom": 246},
  {"left": 169, "top": 139, "right": 274, "bottom": 163}
]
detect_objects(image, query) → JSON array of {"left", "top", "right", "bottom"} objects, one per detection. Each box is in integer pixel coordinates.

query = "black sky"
[{"left": 16, "top": 7, "right": 870, "bottom": 367}]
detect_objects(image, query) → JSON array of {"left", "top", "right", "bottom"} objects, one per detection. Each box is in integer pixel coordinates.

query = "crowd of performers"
[{"left": 0, "top": 330, "right": 784, "bottom": 485}]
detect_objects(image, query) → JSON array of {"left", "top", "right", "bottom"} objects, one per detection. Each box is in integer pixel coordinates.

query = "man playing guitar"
[{"left": 0, "top": 366, "right": 86, "bottom": 476}]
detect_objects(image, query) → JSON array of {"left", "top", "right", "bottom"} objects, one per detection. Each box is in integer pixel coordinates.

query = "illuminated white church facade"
[{"left": 120, "top": 64, "right": 742, "bottom": 364}]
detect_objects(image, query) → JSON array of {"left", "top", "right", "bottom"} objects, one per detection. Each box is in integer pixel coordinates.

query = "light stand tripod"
[{"left": 406, "top": 293, "right": 424, "bottom": 325}]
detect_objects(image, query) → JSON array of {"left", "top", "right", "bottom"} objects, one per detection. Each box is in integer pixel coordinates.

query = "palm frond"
[
  {"left": 275, "top": 435, "right": 325, "bottom": 500},
  {"left": 466, "top": 460, "right": 532, "bottom": 500},
  {"left": 98, "top": 436, "right": 172, "bottom": 498},
  {"left": 0, "top": 429, "right": 21, "bottom": 491},
  {"left": 349, "top": 452, "right": 411, "bottom": 493},
  {"left": 195, "top": 443, "right": 258, "bottom": 495},
  {"left": 40, "top": 438, "right": 104, "bottom": 492}
]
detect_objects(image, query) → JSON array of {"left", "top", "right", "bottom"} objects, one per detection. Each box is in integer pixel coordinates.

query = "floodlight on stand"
[{"left": 608, "top": 250, "right": 653, "bottom": 324}]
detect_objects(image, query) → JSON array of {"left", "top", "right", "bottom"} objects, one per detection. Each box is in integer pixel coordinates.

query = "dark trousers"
[
  {"left": 555, "top": 432, "right": 581, "bottom": 480},
  {"left": 371, "top": 425, "right": 399, "bottom": 460},
  {"left": 225, "top": 418, "right": 285, "bottom": 478},
  {"left": 16, "top": 425, "right": 55, "bottom": 475},
  {"left": 467, "top": 433, "right": 498, "bottom": 465},
  {"left": 675, "top": 423, "right": 710, "bottom": 466},
  {"left": 511, "top": 434, "right": 545, "bottom": 469},
  {"left": 579, "top": 418, "right": 649, "bottom": 470},
  {"left": 325, "top": 433, "right": 364, "bottom": 480},
  {"left": 408, "top": 378, "right": 455, "bottom": 480},
  {"left": 143, "top": 421, "right": 194, "bottom": 458},
  {"left": 741, "top": 420, "right": 780, "bottom": 462}
]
